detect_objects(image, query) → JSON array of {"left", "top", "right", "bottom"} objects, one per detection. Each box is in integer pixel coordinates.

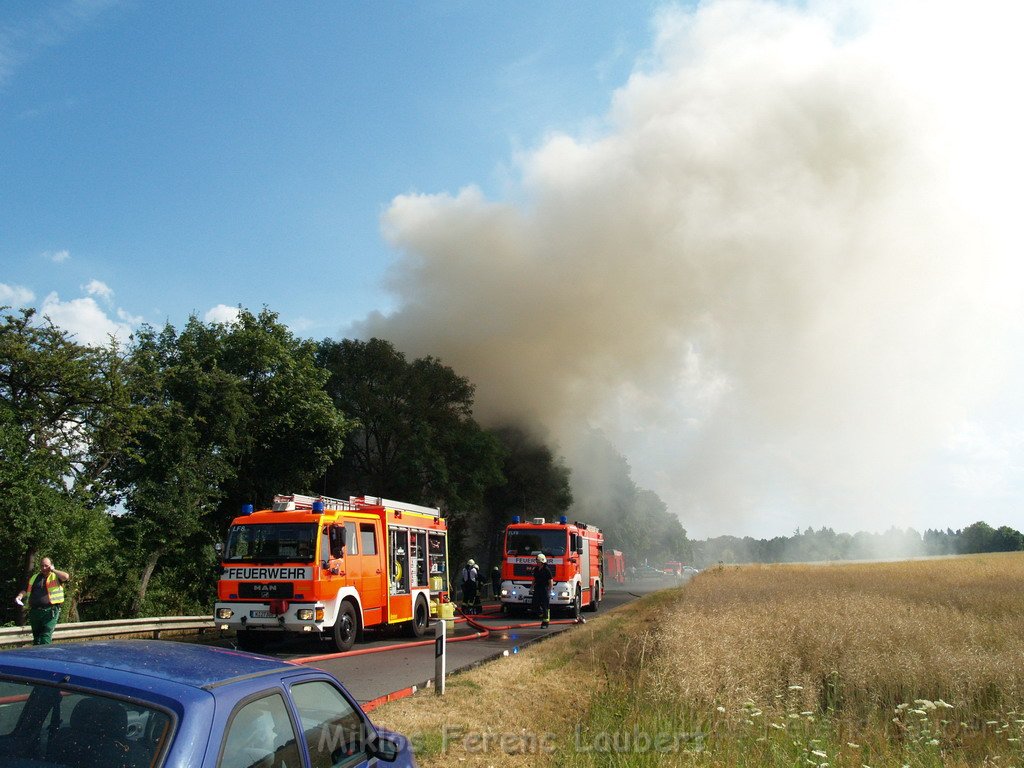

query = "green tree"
[
  {"left": 111, "top": 323, "right": 240, "bottom": 615},
  {"left": 566, "top": 430, "right": 690, "bottom": 566},
  {"left": 959, "top": 521, "right": 1000, "bottom": 554},
  {"left": 476, "top": 426, "right": 573, "bottom": 567},
  {"left": 108, "top": 310, "right": 352, "bottom": 616},
  {"left": 211, "top": 309, "right": 352, "bottom": 525},
  {"left": 315, "top": 337, "right": 503, "bottom": 558},
  {"left": 0, "top": 307, "right": 135, "bottom": 619}
]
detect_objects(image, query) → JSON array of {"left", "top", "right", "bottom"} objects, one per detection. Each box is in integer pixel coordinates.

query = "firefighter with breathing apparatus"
[{"left": 531, "top": 552, "right": 552, "bottom": 628}]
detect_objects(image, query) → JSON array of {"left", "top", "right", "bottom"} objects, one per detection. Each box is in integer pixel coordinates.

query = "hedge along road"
[{"left": 224, "top": 577, "right": 685, "bottom": 707}]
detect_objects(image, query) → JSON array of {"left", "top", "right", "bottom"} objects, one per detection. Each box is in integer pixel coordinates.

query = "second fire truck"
[
  {"left": 498, "top": 515, "right": 604, "bottom": 619},
  {"left": 214, "top": 494, "right": 449, "bottom": 652}
]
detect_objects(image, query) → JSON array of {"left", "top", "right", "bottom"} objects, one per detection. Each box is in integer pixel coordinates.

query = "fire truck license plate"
[{"left": 249, "top": 610, "right": 274, "bottom": 618}]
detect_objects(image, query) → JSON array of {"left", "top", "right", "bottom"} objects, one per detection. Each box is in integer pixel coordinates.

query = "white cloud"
[
  {"left": 0, "top": 283, "right": 35, "bottom": 306},
  {"left": 0, "top": 1, "right": 121, "bottom": 86},
  {"left": 116, "top": 307, "right": 144, "bottom": 325},
  {"left": 204, "top": 304, "right": 241, "bottom": 325},
  {"left": 42, "top": 249, "right": 70, "bottom": 263},
  {"left": 82, "top": 279, "right": 113, "bottom": 301},
  {"left": 40, "top": 291, "right": 134, "bottom": 346}
]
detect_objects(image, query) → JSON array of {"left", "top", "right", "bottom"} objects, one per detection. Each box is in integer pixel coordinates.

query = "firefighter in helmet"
[
  {"left": 460, "top": 558, "right": 481, "bottom": 613},
  {"left": 531, "top": 552, "right": 552, "bottom": 628},
  {"left": 491, "top": 565, "right": 501, "bottom": 599}
]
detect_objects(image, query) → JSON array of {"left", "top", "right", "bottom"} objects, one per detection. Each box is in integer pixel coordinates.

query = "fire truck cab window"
[
  {"left": 505, "top": 530, "right": 567, "bottom": 557},
  {"left": 359, "top": 524, "right": 377, "bottom": 555},
  {"left": 225, "top": 524, "right": 317, "bottom": 563},
  {"left": 328, "top": 526, "right": 345, "bottom": 559},
  {"left": 344, "top": 522, "right": 358, "bottom": 555}
]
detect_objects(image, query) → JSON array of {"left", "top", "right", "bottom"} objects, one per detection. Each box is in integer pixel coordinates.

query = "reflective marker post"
[{"left": 434, "top": 617, "right": 446, "bottom": 696}]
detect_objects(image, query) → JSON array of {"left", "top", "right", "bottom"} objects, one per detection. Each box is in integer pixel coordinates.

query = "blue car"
[{"left": 0, "top": 639, "right": 416, "bottom": 768}]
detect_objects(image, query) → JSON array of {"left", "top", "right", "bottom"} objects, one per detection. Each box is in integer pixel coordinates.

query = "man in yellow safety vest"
[{"left": 15, "top": 557, "right": 70, "bottom": 645}]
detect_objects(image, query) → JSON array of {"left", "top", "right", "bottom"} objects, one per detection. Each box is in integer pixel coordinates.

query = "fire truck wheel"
[
  {"left": 407, "top": 596, "right": 430, "bottom": 638},
  {"left": 332, "top": 602, "right": 358, "bottom": 652}
]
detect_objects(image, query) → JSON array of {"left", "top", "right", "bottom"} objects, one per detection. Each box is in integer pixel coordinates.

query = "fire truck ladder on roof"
[
  {"left": 354, "top": 496, "right": 441, "bottom": 518},
  {"left": 271, "top": 493, "right": 441, "bottom": 518},
  {"left": 272, "top": 494, "right": 357, "bottom": 512}
]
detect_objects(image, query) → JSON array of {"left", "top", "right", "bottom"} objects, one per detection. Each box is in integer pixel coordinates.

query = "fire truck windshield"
[
  {"left": 505, "top": 529, "right": 567, "bottom": 557},
  {"left": 224, "top": 523, "right": 317, "bottom": 563}
]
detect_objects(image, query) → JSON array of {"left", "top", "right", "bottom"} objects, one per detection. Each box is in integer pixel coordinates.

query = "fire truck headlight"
[
  {"left": 558, "top": 590, "right": 569, "bottom": 599},
  {"left": 315, "top": 607, "right": 324, "bottom": 622},
  {"left": 297, "top": 609, "right": 314, "bottom": 621},
  {"left": 500, "top": 589, "right": 508, "bottom": 597},
  {"left": 216, "top": 608, "right": 233, "bottom": 620}
]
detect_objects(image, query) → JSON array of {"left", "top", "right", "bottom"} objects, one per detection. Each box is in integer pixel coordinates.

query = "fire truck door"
[
  {"left": 320, "top": 524, "right": 346, "bottom": 590},
  {"left": 581, "top": 538, "right": 591, "bottom": 588},
  {"left": 353, "top": 521, "right": 385, "bottom": 624}
]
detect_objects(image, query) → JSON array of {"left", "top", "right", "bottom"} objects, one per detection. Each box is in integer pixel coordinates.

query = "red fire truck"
[
  {"left": 604, "top": 549, "right": 626, "bottom": 584},
  {"left": 498, "top": 515, "right": 604, "bottom": 619},
  {"left": 214, "top": 494, "right": 449, "bottom": 652}
]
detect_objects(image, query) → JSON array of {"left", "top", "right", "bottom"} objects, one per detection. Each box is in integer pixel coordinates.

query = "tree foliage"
[
  {"left": 315, "top": 338, "right": 503, "bottom": 560},
  {"left": 110, "top": 310, "right": 352, "bottom": 615},
  {"left": 0, "top": 307, "right": 137, "bottom": 620},
  {"left": 695, "top": 522, "right": 1024, "bottom": 566},
  {"left": 566, "top": 430, "right": 691, "bottom": 567},
  {"left": 475, "top": 426, "right": 573, "bottom": 567}
]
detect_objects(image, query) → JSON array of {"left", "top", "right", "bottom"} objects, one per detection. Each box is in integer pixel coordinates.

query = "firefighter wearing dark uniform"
[
  {"left": 15, "top": 558, "right": 70, "bottom": 645},
  {"left": 531, "top": 553, "right": 552, "bottom": 628},
  {"left": 461, "top": 559, "right": 481, "bottom": 613}
]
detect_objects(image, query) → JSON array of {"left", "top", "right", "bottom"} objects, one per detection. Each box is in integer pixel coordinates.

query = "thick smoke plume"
[{"left": 357, "top": 0, "right": 1023, "bottom": 537}]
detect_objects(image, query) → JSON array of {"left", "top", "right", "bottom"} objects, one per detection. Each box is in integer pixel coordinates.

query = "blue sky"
[
  {"left": 2, "top": 1, "right": 655, "bottom": 337},
  {"left": 3, "top": 1, "right": 1024, "bottom": 540}
]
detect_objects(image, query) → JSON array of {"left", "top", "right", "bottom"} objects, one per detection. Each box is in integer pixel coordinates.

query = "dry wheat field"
[{"left": 374, "top": 553, "right": 1024, "bottom": 767}]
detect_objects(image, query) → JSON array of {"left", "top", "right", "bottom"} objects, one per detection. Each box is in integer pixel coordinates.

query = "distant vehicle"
[
  {"left": 0, "top": 639, "right": 415, "bottom": 768},
  {"left": 683, "top": 566, "right": 700, "bottom": 575},
  {"left": 604, "top": 549, "right": 626, "bottom": 585}
]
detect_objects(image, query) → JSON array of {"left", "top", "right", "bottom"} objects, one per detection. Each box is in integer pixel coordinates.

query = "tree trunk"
[{"left": 131, "top": 549, "right": 163, "bottom": 618}]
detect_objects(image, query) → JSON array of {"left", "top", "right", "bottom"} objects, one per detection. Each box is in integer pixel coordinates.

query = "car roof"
[{"left": 1, "top": 640, "right": 302, "bottom": 691}]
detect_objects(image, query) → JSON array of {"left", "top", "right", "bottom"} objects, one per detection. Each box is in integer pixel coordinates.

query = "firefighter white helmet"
[
  {"left": 467, "top": 559, "right": 476, "bottom": 567},
  {"left": 536, "top": 553, "right": 547, "bottom": 563}
]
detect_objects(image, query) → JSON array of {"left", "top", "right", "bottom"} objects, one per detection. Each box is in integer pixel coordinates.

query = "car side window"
[
  {"left": 219, "top": 692, "right": 302, "bottom": 768},
  {"left": 290, "top": 680, "right": 368, "bottom": 768}
]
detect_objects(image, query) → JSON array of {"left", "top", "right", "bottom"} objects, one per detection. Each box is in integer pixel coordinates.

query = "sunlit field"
[{"left": 373, "top": 553, "right": 1024, "bottom": 767}]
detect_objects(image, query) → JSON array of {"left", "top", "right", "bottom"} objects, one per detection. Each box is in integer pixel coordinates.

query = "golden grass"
[{"left": 373, "top": 553, "right": 1024, "bottom": 767}]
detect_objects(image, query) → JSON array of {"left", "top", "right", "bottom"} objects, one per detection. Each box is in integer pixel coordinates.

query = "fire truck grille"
[{"left": 512, "top": 563, "right": 554, "bottom": 578}]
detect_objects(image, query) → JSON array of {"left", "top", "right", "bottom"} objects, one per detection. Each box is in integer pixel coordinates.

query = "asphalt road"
[{"left": 240, "top": 577, "right": 685, "bottom": 705}]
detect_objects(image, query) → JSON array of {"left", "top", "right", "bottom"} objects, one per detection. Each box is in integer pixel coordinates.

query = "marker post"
[{"left": 434, "top": 618, "right": 446, "bottom": 695}]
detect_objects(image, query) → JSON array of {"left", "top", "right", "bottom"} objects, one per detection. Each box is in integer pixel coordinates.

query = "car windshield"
[
  {"left": 224, "top": 523, "right": 317, "bottom": 563},
  {"left": 0, "top": 678, "right": 172, "bottom": 768},
  {"left": 505, "top": 529, "right": 567, "bottom": 556}
]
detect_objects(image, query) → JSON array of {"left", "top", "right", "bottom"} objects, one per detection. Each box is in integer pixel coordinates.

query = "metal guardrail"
[{"left": 0, "top": 616, "right": 216, "bottom": 648}]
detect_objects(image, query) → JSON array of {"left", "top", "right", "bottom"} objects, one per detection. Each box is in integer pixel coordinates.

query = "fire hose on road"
[{"left": 292, "top": 603, "right": 586, "bottom": 710}]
